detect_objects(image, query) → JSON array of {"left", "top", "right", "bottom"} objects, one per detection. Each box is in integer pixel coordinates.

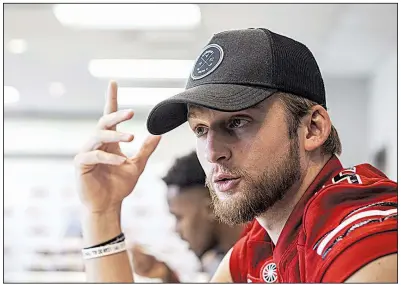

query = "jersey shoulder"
[{"left": 301, "top": 163, "right": 397, "bottom": 282}]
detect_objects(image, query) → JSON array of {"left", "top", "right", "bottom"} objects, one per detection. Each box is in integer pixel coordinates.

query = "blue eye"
[{"left": 228, "top": 118, "right": 248, "bottom": 129}]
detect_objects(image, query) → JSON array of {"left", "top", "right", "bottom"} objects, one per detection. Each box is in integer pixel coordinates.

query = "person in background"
[{"left": 129, "top": 151, "right": 245, "bottom": 282}]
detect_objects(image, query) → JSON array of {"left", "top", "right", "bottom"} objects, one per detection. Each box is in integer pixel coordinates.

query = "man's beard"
[{"left": 206, "top": 138, "right": 301, "bottom": 225}]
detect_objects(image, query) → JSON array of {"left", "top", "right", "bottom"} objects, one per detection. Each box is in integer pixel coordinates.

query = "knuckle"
[
  {"left": 74, "top": 153, "right": 87, "bottom": 166},
  {"left": 94, "top": 150, "right": 102, "bottom": 160},
  {"left": 86, "top": 134, "right": 100, "bottom": 149}
]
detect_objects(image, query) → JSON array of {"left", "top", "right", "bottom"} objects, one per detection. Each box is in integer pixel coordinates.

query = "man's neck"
[{"left": 256, "top": 154, "right": 332, "bottom": 245}]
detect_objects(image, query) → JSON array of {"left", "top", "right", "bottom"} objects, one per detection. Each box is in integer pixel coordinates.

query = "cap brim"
[{"left": 147, "top": 84, "right": 277, "bottom": 135}]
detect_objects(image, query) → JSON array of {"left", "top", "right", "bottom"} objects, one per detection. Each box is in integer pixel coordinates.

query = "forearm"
[{"left": 82, "top": 207, "right": 134, "bottom": 283}]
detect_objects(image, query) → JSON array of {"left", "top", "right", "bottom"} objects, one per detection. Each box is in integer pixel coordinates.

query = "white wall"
[
  {"left": 367, "top": 52, "right": 397, "bottom": 181},
  {"left": 325, "top": 77, "right": 369, "bottom": 168}
]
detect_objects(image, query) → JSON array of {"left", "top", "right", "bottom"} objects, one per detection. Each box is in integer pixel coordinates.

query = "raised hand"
[{"left": 74, "top": 81, "right": 161, "bottom": 213}]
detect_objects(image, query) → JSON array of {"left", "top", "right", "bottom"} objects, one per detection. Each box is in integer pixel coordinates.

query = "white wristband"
[{"left": 82, "top": 241, "right": 126, "bottom": 260}]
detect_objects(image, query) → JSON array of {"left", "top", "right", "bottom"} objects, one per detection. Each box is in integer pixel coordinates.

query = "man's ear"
[{"left": 303, "top": 105, "right": 331, "bottom": 152}]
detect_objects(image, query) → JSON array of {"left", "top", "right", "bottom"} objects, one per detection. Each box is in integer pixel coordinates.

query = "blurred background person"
[
  {"left": 4, "top": 3, "right": 396, "bottom": 282},
  {"left": 130, "top": 151, "right": 245, "bottom": 282}
]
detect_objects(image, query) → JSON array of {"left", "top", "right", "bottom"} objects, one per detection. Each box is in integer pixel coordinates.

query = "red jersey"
[{"left": 230, "top": 156, "right": 397, "bottom": 283}]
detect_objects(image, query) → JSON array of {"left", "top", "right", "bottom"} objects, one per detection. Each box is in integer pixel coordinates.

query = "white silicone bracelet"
[{"left": 82, "top": 241, "right": 126, "bottom": 260}]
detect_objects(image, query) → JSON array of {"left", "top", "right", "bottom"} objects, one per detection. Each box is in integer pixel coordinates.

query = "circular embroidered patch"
[
  {"left": 191, "top": 44, "right": 224, "bottom": 80},
  {"left": 261, "top": 262, "right": 277, "bottom": 283}
]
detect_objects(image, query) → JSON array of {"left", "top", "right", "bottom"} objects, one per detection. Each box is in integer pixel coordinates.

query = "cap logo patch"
[{"left": 191, "top": 44, "right": 224, "bottom": 80}]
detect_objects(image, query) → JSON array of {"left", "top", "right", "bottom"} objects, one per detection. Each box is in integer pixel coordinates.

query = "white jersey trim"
[{"left": 316, "top": 208, "right": 397, "bottom": 255}]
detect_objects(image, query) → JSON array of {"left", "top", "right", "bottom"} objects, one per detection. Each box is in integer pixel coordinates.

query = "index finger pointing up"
[{"left": 103, "top": 80, "right": 118, "bottom": 116}]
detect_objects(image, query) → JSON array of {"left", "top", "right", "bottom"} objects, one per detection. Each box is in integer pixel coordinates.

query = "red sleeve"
[
  {"left": 321, "top": 229, "right": 397, "bottom": 282},
  {"left": 312, "top": 196, "right": 397, "bottom": 282},
  {"left": 303, "top": 175, "right": 397, "bottom": 282}
]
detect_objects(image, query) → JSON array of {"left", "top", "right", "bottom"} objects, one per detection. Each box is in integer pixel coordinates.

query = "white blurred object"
[
  {"left": 48, "top": 82, "right": 66, "bottom": 97},
  {"left": 4, "top": 86, "right": 20, "bottom": 104},
  {"left": 53, "top": 4, "right": 201, "bottom": 30},
  {"left": 88, "top": 59, "right": 193, "bottom": 79},
  {"left": 7, "top": 39, "right": 27, "bottom": 54},
  {"left": 118, "top": 87, "right": 184, "bottom": 106}
]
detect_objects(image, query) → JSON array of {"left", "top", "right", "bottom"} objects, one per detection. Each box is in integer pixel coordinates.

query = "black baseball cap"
[{"left": 147, "top": 28, "right": 326, "bottom": 135}]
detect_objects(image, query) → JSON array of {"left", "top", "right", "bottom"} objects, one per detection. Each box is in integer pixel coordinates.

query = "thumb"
[{"left": 131, "top": 135, "right": 162, "bottom": 170}]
